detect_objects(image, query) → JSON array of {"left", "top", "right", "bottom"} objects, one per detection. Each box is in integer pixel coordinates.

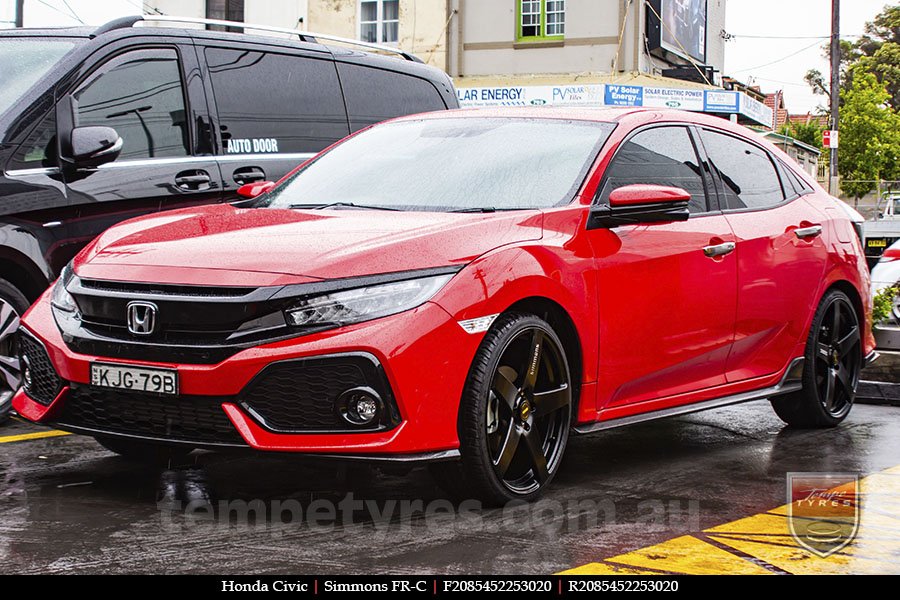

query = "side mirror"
[
  {"left": 65, "top": 126, "right": 123, "bottom": 168},
  {"left": 237, "top": 181, "right": 276, "bottom": 199},
  {"left": 588, "top": 184, "right": 691, "bottom": 229}
]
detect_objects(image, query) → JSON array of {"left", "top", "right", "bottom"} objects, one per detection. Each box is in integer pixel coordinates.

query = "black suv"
[{"left": 0, "top": 16, "right": 457, "bottom": 420}]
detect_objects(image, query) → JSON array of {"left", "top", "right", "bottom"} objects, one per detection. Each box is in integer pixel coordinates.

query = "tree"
[
  {"left": 838, "top": 69, "right": 900, "bottom": 203},
  {"left": 778, "top": 120, "right": 825, "bottom": 150}
]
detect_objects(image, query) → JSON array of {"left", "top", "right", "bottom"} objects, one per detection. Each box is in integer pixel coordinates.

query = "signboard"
[
  {"left": 604, "top": 84, "right": 643, "bottom": 106},
  {"left": 660, "top": 0, "right": 707, "bottom": 64},
  {"left": 456, "top": 84, "right": 605, "bottom": 108},
  {"left": 643, "top": 87, "right": 705, "bottom": 110},
  {"left": 704, "top": 90, "right": 740, "bottom": 112},
  {"left": 739, "top": 94, "right": 774, "bottom": 128},
  {"left": 823, "top": 130, "right": 839, "bottom": 148}
]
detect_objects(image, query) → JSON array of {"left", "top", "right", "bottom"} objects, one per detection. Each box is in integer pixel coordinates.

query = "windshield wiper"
[
  {"left": 288, "top": 202, "right": 402, "bottom": 211},
  {"left": 449, "top": 207, "right": 498, "bottom": 213}
]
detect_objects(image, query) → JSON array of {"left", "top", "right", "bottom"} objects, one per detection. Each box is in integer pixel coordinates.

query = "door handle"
[
  {"left": 233, "top": 167, "right": 266, "bottom": 186},
  {"left": 703, "top": 242, "right": 736, "bottom": 258},
  {"left": 794, "top": 225, "right": 823, "bottom": 239},
  {"left": 174, "top": 170, "right": 211, "bottom": 190}
]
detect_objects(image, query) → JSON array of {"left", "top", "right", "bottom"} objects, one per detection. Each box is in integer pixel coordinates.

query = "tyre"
[
  {"left": 0, "top": 278, "right": 29, "bottom": 424},
  {"left": 771, "top": 290, "right": 862, "bottom": 428},
  {"left": 95, "top": 437, "right": 195, "bottom": 465},
  {"left": 432, "top": 312, "right": 572, "bottom": 505}
]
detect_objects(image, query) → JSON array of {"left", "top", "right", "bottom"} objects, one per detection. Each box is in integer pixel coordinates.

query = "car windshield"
[
  {"left": 261, "top": 117, "right": 615, "bottom": 212},
  {"left": 0, "top": 38, "right": 76, "bottom": 117}
]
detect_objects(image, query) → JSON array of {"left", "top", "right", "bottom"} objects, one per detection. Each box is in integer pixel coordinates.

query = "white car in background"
[{"left": 871, "top": 239, "right": 900, "bottom": 351}]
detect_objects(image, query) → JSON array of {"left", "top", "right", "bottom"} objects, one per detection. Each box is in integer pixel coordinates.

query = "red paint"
[
  {"left": 236, "top": 181, "right": 275, "bottom": 198},
  {"left": 15, "top": 108, "right": 874, "bottom": 455},
  {"left": 608, "top": 184, "right": 691, "bottom": 207}
]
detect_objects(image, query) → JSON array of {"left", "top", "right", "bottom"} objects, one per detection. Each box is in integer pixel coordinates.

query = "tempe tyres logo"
[{"left": 787, "top": 472, "right": 860, "bottom": 557}]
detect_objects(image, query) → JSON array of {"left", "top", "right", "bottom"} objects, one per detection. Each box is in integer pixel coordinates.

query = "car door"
[
  {"left": 697, "top": 127, "right": 829, "bottom": 382},
  {"left": 199, "top": 43, "right": 350, "bottom": 199},
  {"left": 62, "top": 43, "right": 223, "bottom": 246},
  {"left": 590, "top": 125, "right": 738, "bottom": 411}
]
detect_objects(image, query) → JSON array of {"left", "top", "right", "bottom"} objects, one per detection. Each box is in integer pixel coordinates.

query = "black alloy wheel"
[
  {"left": 432, "top": 313, "right": 572, "bottom": 504},
  {"left": 0, "top": 279, "right": 28, "bottom": 422},
  {"left": 772, "top": 290, "right": 861, "bottom": 427}
]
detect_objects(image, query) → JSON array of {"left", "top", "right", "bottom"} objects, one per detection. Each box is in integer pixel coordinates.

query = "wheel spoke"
[
  {"left": 830, "top": 304, "right": 841, "bottom": 343},
  {"left": 492, "top": 366, "right": 519, "bottom": 410},
  {"left": 836, "top": 326, "right": 860, "bottom": 358},
  {"left": 493, "top": 420, "right": 521, "bottom": 477},
  {"left": 816, "top": 341, "right": 832, "bottom": 364},
  {"left": 533, "top": 384, "right": 569, "bottom": 417},
  {"left": 0, "top": 302, "right": 19, "bottom": 342},
  {"left": 522, "top": 426, "right": 549, "bottom": 484},
  {"left": 523, "top": 329, "right": 543, "bottom": 391},
  {"left": 823, "top": 368, "right": 836, "bottom": 411},
  {"left": 835, "top": 363, "right": 852, "bottom": 396},
  {"left": 0, "top": 355, "right": 21, "bottom": 390}
]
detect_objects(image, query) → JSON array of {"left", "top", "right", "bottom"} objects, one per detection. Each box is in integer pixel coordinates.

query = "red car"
[{"left": 14, "top": 108, "right": 876, "bottom": 504}]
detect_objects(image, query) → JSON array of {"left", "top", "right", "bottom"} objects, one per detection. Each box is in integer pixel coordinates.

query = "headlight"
[
  {"left": 284, "top": 274, "right": 453, "bottom": 328},
  {"left": 51, "top": 263, "right": 77, "bottom": 314}
]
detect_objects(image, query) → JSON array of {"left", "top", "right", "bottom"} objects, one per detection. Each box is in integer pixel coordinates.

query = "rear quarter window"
[{"left": 337, "top": 63, "right": 448, "bottom": 132}]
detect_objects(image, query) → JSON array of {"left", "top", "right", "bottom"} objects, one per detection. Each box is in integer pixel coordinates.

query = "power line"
[
  {"left": 726, "top": 33, "right": 862, "bottom": 40},
  {"left": 730, "top": 40, "right": 825, "bottom": 74},
  {"left": 59, "top": 0, "right": 85, "bottom": 24},
  {"left": 34, "top": 0, "right": 82, "bottom": 23}
]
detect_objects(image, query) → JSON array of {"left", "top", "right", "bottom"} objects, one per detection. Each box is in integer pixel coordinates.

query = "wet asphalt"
[{"left": 1, "top": 400, "right": 899, "bottom": 574}]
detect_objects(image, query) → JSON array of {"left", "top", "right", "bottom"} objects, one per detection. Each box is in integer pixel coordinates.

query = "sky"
[{"left": 1, "top": 0, "right": 894, "bottom": 115}]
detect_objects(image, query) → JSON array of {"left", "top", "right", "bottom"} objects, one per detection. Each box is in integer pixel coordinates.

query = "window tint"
[
  {"left": 598, "top": 126, "right": 707, "bottom": 213},
  {"left": 205, "top": 48, "right": 348, "bottom": 154},
  {"left": 75, "top": 50, "right": 188, "bottom": 161},
  {"left": 8, "top": 108, "right": 57, "bottom": 170},
  {"left": 781, "top": 161, "right": 812, "bottom": 197},
  {"left": 337, "top": 63, "right": 447, "bottom": 132},
  {"left": 701, "top": 130, "right": 785, "bottom": 210}
]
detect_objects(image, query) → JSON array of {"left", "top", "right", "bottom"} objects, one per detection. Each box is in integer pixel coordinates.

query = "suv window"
[
  {"left": 337, "top": 63, "right": 448, "bottom": 132},
  {"left": 701, "top": 130, "right": 785, "bottom": 210},
  {"left": 74, "top": 49, "right": 189, "bottom": 161},
  {"left": 780, "top": 161, "right": 813, "bottom": 197},
  {"left": 205, "top": 48, "right": 348, "bottom": 154},
  {"left": 597, "top": 126, "right": 708, "bottom": 213}
]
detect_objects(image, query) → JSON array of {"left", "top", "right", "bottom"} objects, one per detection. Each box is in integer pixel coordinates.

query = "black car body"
[{"left": 0, "top": 16, "right": 458, "bottom": 420}]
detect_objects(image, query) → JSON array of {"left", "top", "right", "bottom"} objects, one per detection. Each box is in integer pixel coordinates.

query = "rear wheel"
[
  {"left": 771, "top": 290, "right": 861, "bottom": 428},
  {"left": 432, "top": 313, "right": 572, "bottom": 505},
  {"left": 95, "top": 437, "right": 195, "bottom": 465},
  {"left": 0, "top": 279, "right": 29, "bottom": 423}
]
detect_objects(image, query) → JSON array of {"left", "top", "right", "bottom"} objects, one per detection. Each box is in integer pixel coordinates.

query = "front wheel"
[
  {"left": 0, "top": 278, "right": 29, "bottom": 423},
  {"left": 771, "top": 290, "right": 861, "bottom": 428},
  {"left": 432, "top": 313, "right": 572, "bottom": 505}
]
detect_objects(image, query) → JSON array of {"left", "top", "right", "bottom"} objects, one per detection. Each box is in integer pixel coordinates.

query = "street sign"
[{"left": 823, "top": 129, "right": 839, "bottom": 148}]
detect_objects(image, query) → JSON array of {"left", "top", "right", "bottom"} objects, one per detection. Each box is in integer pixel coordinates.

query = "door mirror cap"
[
  {"left": 608, "top": 184, "right": 692, "bottom": 207},
  {"left": 237, "top": 181, "right": 276, "bottom": 199},
  {"left": 66, "top": 126, "right": 123, "bottom": 168}
]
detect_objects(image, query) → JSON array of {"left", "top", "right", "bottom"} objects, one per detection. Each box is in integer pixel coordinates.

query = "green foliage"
[
  {"left": 838, "top": 68, "right": 900, "bottom": 199},
  {"left": 873, "top": 285, "right": 900, "bottom": 325},
  {"left": 778, "top": 121, "right": 825, "bottom": 150}
]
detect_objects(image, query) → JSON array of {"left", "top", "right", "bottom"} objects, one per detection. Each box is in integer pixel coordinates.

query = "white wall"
[{"left": 145, "top": 0, "right": 309, "bottom": 31}]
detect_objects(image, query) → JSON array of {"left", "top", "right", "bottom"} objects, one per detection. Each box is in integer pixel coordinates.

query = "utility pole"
[
  {"left": 829, "top": 0, "right": 840, "bottom": 196},
  {"left": 15, "top": 0, "right": 24, "bottom": 27}
]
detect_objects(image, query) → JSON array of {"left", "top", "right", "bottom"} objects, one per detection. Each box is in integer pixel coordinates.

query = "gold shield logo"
[{"left": 787, "top": 472, "right": 860, "bottom": 558}]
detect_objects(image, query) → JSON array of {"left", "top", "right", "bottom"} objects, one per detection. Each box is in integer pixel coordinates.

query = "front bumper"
[{"left": 14, "top": 294, "right": 481, "bottom": 456}]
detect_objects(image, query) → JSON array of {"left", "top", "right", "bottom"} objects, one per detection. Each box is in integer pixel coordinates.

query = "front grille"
[
  {"left": 79, "top": 279, "right": 255, "bottom": 298},
  {"left": 56, "top": 386, "right": 246, "bottom": 446},
  {"left": 241, "top": 355, "right": 399, "bottom": 433},
  {"left": 18, "top": 332, "right": 62, "bottom": 406}
]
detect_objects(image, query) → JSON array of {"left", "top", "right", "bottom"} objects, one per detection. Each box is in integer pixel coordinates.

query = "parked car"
[
  {"left": 0, "top": 16, "right": 457, "bottom": 422},
  {"left": 870, "top": 239, "right": 900, "bottom": 350},
  {"left": 863, "top": 192, "right": 900, "bottom": 268},
  {"left": 14, "top": 108, "right": 875, "bottom": 503}
]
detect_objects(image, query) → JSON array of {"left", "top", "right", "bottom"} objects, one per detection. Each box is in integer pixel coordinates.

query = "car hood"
[{"left": 76, "top": 204, "right": 544, "bottom": 286}]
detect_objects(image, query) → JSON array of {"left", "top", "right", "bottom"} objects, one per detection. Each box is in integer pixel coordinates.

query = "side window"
[
  {"left": 780, "top": 161, "right": 813, "bottom": 198},
  {"left": 74, "top": 49, "right": 189, "bottom": 161},
  {"left": 701, "top": 130, "right": 785, "bottom": 210},
  {"left": 597, "top": 126, "right": 708, "bottom": 214},
  {"left": 205, "top": 48, "right": 348, "bottom": 154},
  {"left": 8, "top": 109, "right": 57, "bottom": 170},
  {"left": 337, "top": 63, "right": 448, "bottom": 132}
]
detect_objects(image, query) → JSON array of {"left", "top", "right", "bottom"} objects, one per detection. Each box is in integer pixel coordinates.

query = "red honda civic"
[{"left": 13, "top": 107, "right": 876, "bottom": 504}]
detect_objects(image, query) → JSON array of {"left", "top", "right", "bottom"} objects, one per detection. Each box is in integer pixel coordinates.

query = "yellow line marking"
[
  {"left": 0, "top": 429, "right": 71, "bottom": 444},
  {"left": 560, "top": 466, "right": 900, "bottom": 575}
]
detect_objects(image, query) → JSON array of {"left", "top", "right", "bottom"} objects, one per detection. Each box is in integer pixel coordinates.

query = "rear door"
[
  {"left": 63, "top": 42, "right": 223, "bottom": 245},
  {"left": 199, "top": 43, "right": 349, "bottom": 198},
  {"left": 697, "top": 127, "right": 829, "bottom": 382},
  {"left": 591, "top": 125, "right": 738, "bottom": 411}
]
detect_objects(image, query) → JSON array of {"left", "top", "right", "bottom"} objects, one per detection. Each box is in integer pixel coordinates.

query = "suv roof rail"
[{"left": 93, "top": 15, "right": 423, "bottom": 63}]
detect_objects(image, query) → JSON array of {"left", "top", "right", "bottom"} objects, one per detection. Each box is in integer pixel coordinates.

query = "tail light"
[{"left": 880, "top": 247, "right": 900, "bottom": 262}]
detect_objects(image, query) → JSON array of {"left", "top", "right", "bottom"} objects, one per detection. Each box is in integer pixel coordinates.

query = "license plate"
[
  {"left": 90, "top": 363, "right": 178, "bottom": 395},
  {"left": 868, "top": 238, "right": 888, "bottom": 248}
]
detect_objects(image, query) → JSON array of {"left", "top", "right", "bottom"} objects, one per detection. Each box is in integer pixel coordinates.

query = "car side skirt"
[{"left": 573, "top": 357, "right": 806, "bottom": 435}]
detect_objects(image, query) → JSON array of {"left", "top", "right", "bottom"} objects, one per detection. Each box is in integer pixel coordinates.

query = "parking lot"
[{"left": 2, "top": 400, "right": 899, "bottom": 575}]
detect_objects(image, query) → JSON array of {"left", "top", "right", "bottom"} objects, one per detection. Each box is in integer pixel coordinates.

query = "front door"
[{"left": 589, "top": 125, "right": 738, "bottom": 412}]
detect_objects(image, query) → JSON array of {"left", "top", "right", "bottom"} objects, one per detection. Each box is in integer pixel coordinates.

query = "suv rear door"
[{"left": 198, "top": 41, "right": 349, "bottom": 198}]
